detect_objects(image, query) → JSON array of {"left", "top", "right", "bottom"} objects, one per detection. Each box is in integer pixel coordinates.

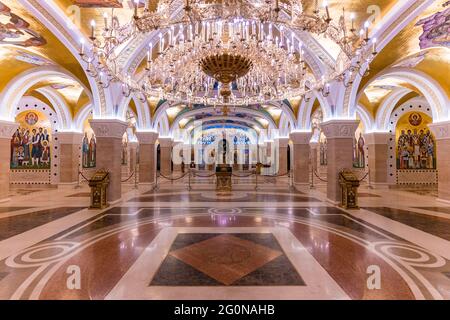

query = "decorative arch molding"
[
  {"left": 155, "top": 113, "right": 170, "bottom": 137},
  {"left": 174, "top": 115, "right": 265, "bottom": 134},
  {"left": 0, "top": 66, "right": 92, "bottom": 121},
  {"left": 155, "top": 103, "right": 277, "bottom": 131},
  {"left": 356, "top": 105, "right": 375, "bottom": 132},
  {"left": 116, "top": 94, "right": 152, "bottom": 130},
  {"left": 73, "top": 103, "right": 93, "bottom": 132},
  {"left": 337, "top": 0, "right": 435, "bottom": 118},
  {"left": 359, "top": 68, "right": 449, "bottom": 122},
  {"left": 35, "top": 87, "right": 73, "bottom": 131},
  {"left": 375, "top": 87, "right": 413, "bottom": 131},
  {"left": 278, "top": 113, "right": 291, "bottom": 138},
  {"left": 17, "top": 0, "right": 111, "bottom": 117},
  {"left": 386, "top": 96, "right": 433, "bottom": 184},
  {"left": 266, "top": 101, "right": 296, "bottom": 130},
  {"left": 297, "top": 91, "right": 334, "bottom": 130}
]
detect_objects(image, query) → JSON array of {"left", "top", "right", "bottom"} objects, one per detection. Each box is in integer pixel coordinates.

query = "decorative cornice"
[
  {"left": 55, "top": 132, "right": 83, "bottom": 144},
  {"left": 364, "top": 132, "right": 391, "bottom": 145},
  {"left": 89, "top": 119, "right": 128, "bottom": 139},
  {"left": 289, "top": 132, "right": 312, "bottom": 144},
  {"left": 429, "top": 121, "right": 450, "bottom": 140},
  {"left": 0, "top": 120, "right": 19, "bottom": 139},
  {"left": 320, "top": 120, "right": 359, "bottom": 139},
  {"left": 136, "top": 131, "right": 158, "bottom": 144}
]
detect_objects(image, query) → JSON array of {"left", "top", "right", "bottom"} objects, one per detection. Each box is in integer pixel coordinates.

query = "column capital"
[
  {"left": 320, "top": 119, "right": 359, "bottom": 139},
  {"left": 364, "top": 132, "right": 391, "bottom": 145},
  {"left": 136, "top": 131, "right": 158, "bottom": 144},
  {"left": 289, "top": 131, "right": 312, "bottom": 144},
  {"left": 0, "top": 120, "right": 18, "bottom": 139},
  {"left": 429, "top": 121, "right": 450, "bottom": 140},
  {"left": 55, "top": 132, "right": 83, "bottom": 144},
  {"left": 158, "top": 137, "right": 173, "bottom": 147},
  {"left": 89, "top": 119, "right": 128, "bottom": 139}
]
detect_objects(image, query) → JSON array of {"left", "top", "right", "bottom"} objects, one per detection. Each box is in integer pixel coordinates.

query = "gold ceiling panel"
[
  {"left": 0, "top": 1, "right": 89, "bottom": 91},
  {"left": 359, "top": 0, "right": 450, "bottom": 98}
]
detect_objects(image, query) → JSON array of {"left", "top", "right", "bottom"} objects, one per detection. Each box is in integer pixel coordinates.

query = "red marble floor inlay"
[{"left": 170, "top": 234, "right": 282, "bottom": 285}]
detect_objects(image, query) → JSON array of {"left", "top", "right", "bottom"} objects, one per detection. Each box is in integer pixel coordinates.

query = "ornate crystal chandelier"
[{"left": 79, "top": 0, "right": 378, "bottom": 105}]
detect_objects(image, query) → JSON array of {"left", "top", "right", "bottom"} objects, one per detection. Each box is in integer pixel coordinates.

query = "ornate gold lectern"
[
  {"left": 88, "top": 169, "right": 110, "bottom": 209},
  {"left": 216, "top": 164, "right": 232, "bottom": 191},
  {"left": 338, "top": 169, "right": 360, "bottom": 209}
]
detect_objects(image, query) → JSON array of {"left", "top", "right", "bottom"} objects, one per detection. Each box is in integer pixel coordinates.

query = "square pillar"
[
  {"left": 56, "top": 132, "right": 83, "bottom": 185},
  {"left": 128, "top": 141, "right": 138, "bottom": 174},
  {"left": 89, "top": 119, "right": 128, "bottom": 204},
  {"left": 159, "top": 137, "right": 173, "bottom": 176},
  {"left": 430, "top": 121, "right": 450, "bottom": 202},
  {"left": 275, "top": 137, "right": 289, "bottom": 175},
  {"left": 289, "top": 132, "right": 312, "bottom": 187},
  {"left": 321, "top": 120, "right": 359, "bottom": 204},
  {"left": 0, "top": 120, "right": 19, "bottom": 203},
  {"left": 136, "top": 132, "right": 158, "bottom": 186},
  {"left": 365, "top": 132, "right": 390, "bottom": 186}
]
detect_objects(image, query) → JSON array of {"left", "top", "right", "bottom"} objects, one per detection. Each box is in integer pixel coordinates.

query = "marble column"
[
  {"left": 365, "top": 132, "right": 390, "bottom": 187},
  {"left": 89, "top": 119, "right": 128, "bottom": 204},
  {"left": 172, "top": 141, "right": 183, "bottom": 172},
  {"left": 128, "top": 141, "right": 138, "bottom": 175},
  {"left": 136, "top": 132, "right": 158, "bottom": 187},
  {"left": 56, "top": 132, "right": 83, "bottom": 186},
  {"left": 289, "top": 132, "right": 312, "bottom": 187},
  {"left": 0, "top": 120, "right": 19, "bottom": 203},
  {"left": 310, "top": 141, "right": 319, "bottom": 173},
  {"left": 321, "top": 120, "right": 359, "bottom": 204},
  {"left": 430, "top": 121, "right": 450, "bottom": 202},
  {"left": 159, "top": 137, "right": 173, "bottom": 176},
  {"left": 275, "top": 137, "right": 289, "bottom": 175}
]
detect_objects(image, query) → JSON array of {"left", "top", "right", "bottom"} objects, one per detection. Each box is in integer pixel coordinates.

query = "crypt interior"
[{"left": 0, "top": 0, "right": 449, "bottom": 300}]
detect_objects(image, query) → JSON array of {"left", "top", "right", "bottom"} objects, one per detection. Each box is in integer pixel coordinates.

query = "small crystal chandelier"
[{"left": 79, "top": 0, "right": 378, "bottom": 105}]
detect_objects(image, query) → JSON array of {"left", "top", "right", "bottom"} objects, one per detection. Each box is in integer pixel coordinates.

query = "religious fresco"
[
  {"left": 416, "top": 1, "right": 450, "bottom": 49},
  {"left": 82, "top": 118, "right": 96, "bottom": 169},
  {"left": 310, "top": 108, "right": 327, "bottom": 166},
  {"left": 11, "top": 111, "right": 51, "bottom": 170},
  {"left": 0, "top": 1, "right": 47, "bottom": 47},
  {"left": 122, "top": 110, "right": 137, "bottom": 165},
  {"left": 353, "top": 124, "right": 366, "bottom": 169},
  {"left": 396, "top": 112, "right": 436, "bottom": 170}
]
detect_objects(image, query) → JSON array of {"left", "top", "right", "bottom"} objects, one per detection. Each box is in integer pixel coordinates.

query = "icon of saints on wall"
[{"left": 11, "top": 111, "right": 51, "bottom": 170}]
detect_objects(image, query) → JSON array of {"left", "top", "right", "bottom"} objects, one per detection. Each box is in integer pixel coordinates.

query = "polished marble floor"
[{"left": 0, "top": 179, "right": 449, "bottom": 300}]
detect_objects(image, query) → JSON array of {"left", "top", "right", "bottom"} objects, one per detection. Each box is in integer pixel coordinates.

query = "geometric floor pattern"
[{"left": 151, "top": 233, "right": 305, "bottom": 286}]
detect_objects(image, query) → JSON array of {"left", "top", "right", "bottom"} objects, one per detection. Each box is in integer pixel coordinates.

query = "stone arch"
[
  {"left": 358, "top": 68, "right": 449, "bottom": 122},
  {"left": 0, "top": 66, "right": 93, "bottom": 121},
  {"left": 375, "top": 88, "right": 413, "bottom": 131},
  {"left": 34, "top": 87, "right": 74, "bottom": 131}
]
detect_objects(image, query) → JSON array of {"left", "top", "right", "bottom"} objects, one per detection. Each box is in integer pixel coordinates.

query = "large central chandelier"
[{"left": 80, "top": 0, "right": 378, "bottom": 106}]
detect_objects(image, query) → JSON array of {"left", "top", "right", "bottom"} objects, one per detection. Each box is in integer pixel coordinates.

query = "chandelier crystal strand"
[{"left": 79, "top": 1, "right": 377, "bottom": 105}]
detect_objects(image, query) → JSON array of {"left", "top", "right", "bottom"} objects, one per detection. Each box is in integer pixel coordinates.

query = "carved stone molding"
[
  {"left": 429, "top": 121, "right": 450, "bottom": 140},
  {"left": 365, "top": 132, "right": 391, "bottom": 145},
  {"left": 0, "top": 120, "right": 19, "bottom": 139},
  {"left": 55, "top": 132, "right": 83, "bottom": 144},
  {"left": 89, "top": 119, "right": 128, "bottom": 139},
  {"left": 289, "top": 132, "right": 312, "bottom": 144},
  {"left": 136, "top": 131, "right": 158, "bottom": 144},
  {"left": 320, "top": 120, "right": 359, "bottom": 139},
  {"left": 158, "top": 137, "right": 174, "bottom": 147}
]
